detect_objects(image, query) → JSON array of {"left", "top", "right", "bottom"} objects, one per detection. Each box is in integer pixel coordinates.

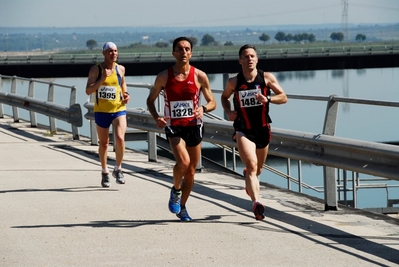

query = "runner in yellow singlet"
[{"left": 86, "top": 42, "right": 130, "bottom": 188}]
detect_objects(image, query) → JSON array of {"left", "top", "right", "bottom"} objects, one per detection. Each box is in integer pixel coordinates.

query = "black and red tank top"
[
  {"left": 233, "top": 69, "right": 272, "bottom": 131},
  {"left": 163, "top": 66, "right": 202, "bottom": 127}
]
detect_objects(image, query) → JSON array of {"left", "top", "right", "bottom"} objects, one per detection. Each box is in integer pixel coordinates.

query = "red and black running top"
[
  {"left": 232, "top": 69, "right": 272, "bottom": 131},
  {"left": 163, "top": 66, "right": 202, "bottom": 127}
]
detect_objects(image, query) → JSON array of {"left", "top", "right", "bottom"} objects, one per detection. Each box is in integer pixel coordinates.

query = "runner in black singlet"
[{"left": 221, "top": 44, "right": 288, "bottom": 220}]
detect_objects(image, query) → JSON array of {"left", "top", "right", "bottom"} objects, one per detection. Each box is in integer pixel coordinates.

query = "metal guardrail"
[
  {"left": 83, "top": 102, "right": 399, "bottom": 210},
  {"left": 83, "top": 82, "right": 399, "bottom": 211},
  {"left": 2, "top": 76, "right": 399, "bottom": 212},
  {"left": 1, "top": 45, "right": 398, "bottom": 65},
  {"left": 0, "top": 75, "right": 82, "bottom": 139},
  {"left": 83, "top": 102, "right": 399, "bottom": 178}
]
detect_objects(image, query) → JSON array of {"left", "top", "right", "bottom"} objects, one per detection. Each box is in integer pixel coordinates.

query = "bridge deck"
[
  {"left": 1, "top": 49, "right": 398, "bottom": 77},
  {"left": 1, "top": 117, "right": 399, "bottom": 266}
]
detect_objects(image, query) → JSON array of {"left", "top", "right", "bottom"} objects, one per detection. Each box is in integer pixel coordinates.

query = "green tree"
[
  {"left": 274, "top": 31, "right": 286, "bottom": 43},
  {"left": 355, "top": 34, "right": 366, "bottom": 42},
  {"left": 86, "top": 39, "right": 98, "bottom": 50},
  {"left": 330, "top": 32, "right": 344, "bottom": 42},
  {"left": 293, "top": 34, "right": 302, "bottom": 43},
  {"left": 259, "top": 33, "right": 270, "bottom": 44},
  {"left": 128, "top": 42, "right": 146, "bottom": 49},
  {"left": 188, "top": 36, "right": 198, "bottom": 47},
  {"left": 308, "top": 33, "right": 316, "bottom": 43},
  {"left": 201, "top": 34, "right": 216, "bottom": 46},
  {"left": 336, "top": 32, "right": 345, "bottom": 42},
  {"left": 169, "top": 37, "right": 198, "bottom": 48},
  {"left": 284, "top": 34, "right": 293, "bottom": 43},
  {"left": 301, "top": 33, "right": 309, "bottom": 43},
  {"left": 154, "top": 41, "right": 169, "bottom": 48},
  {"left": 224, "top": 41, "right": 234, "bottom": 46}
]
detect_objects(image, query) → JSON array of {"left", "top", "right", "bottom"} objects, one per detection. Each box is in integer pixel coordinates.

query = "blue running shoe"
[
  {"left": 168, "top": 187, "right": 182, "bottom": 214},
  {"left": 177, "top": 207, "right": 192, "bottom": 222}
]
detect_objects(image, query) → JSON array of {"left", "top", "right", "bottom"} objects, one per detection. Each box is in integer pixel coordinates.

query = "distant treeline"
[{"left": 1, "top": 23, "right": 398, "bottom": 52}]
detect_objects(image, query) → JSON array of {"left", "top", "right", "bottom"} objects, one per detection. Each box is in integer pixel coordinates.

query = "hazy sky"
[{"left": 1, "top": 0, "right": 398, "bottom": 28}]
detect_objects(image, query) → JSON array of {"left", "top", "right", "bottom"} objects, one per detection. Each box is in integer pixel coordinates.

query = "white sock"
[
  {"left": 102, "top": 168, "right": 109, "bottom": 174},
  {"left": 114, "top": 165, "right": 121, "bottom": 171}
]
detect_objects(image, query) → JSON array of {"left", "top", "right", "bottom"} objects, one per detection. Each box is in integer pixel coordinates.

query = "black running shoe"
[
  {"left": 101, "top": 173, "right": 110, "bottom": 188},
  {"left": 112, "top": 169, "right": 125, "bottom": 184}
]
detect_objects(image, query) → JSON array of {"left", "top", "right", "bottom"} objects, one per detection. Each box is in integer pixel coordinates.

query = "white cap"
[{"left": 102, "top": 42, "right": 117, "bottom": 51}]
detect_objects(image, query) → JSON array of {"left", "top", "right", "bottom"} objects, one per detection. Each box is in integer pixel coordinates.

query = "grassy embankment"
[{"left": 60, "top": 40, "right": 399, "bottom": 55}]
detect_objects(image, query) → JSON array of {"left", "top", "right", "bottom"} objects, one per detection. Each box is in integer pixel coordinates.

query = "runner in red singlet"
[{"left": 146, "top": 37, "right": 216, "bottom": 222}]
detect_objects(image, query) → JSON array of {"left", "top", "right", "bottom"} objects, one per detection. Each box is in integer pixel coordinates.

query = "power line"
[{"left": 350, "top": 2, "right": 399, "bottom": 11}]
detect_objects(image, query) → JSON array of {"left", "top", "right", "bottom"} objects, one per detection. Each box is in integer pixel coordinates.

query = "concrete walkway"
[{"left": 1, "top": 117, "right": 399, "bottom": 267}]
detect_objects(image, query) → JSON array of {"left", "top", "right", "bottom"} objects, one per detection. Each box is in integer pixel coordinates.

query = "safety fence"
[
  {"left": 1, "top": 75, "right": 399, "bottom": 213},
  {"left": 83, "top": 82, "right": 399, "bottom": 212},
  {"left": 0, "top": 75, "right": 82, "bottom": 139}
]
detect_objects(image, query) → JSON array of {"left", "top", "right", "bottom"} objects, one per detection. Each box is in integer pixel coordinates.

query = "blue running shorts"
[{"left": 94, "top": 110, "right": 127, "bottom": 128}]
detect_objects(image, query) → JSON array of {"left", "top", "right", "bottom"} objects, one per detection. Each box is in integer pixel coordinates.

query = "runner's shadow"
[
  {"left": 0, "top": 186, "right": 118, "bottom": 194},
  {"left": 20, "top": 143, "right": 399, "bottom": 266},
  {"left": 134, "top": 174, "right": 399, "bottom": 266},
  {"left": 12, "top": 215, "right": 225, "bottom": 229}
]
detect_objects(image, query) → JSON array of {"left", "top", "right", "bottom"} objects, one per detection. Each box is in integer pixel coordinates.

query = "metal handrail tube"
[
  {"left": 213, "top": 141, "right": 319, "bottom": 191},
  {"left": 0, "top": 92, "right": 82, "bottom": 127},
  {"left": 83, "top": 102, "right": 399, "bottom": 181},
  {"left": 331, "top": 95, "right": 399, "bottom": 107},
  {"left": 4, "top": 77, "right": 399, "bottom": 211},
  {"left": 0, "top": 75, "right": 82, "bottom": 139},
  {"left": 83, "top": 82, "right": 399, "bottom": 210},
  {"left": 268, "top": 129, "right": 399, "bottom": 180}
]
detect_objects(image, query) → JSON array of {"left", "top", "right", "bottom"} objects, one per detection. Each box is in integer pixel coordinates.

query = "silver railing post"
[
  {"left": 287, "top": 158, "right": 291, "bottom": 190},
  {"left": 28, "top": 79, "right": 37, "bottom": 127},
  {"left": 298, "top": 160, "right": 302, "bottom": 193},
  {"left": 11, "top": 76, "right": 19, "bottom": 122},
  {"left": 0, "top": 75, "right": 3, "bottom": 118},
  {"left": 322, "top": 94, "right": 339, "bottom": 210},
  {"left": 223, "top": 147, "right": 227, "bottom": 167},
  {"left": 89, "top": 94, "right": 98, "bottom": 145},
  {"left": 352, "top": 171, "right": 358, "bottom": 208},
  {"left": 69, "top": 86, "right": 79, "bottom": 140},
  {"left": 232, "top": 147, "right": 236, "bottom": 172},
  {"left": 148, "top": 132, "right": 157, "bottom": 162},
  {"left": 47, "top": 83, "right": 56, "bottom": 133}
]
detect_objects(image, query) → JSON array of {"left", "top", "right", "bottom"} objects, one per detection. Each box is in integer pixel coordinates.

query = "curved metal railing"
[
  {"left": 2, "top": 77, "right": 399, "bottom": 211},
  {"left": 0, "top": 75, "right": 82, "bottom": 139}
]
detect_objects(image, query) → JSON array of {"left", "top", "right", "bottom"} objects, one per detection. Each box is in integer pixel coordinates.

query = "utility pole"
[{"left": 341, "top": 0, "right": 349, "bottom": 42}]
